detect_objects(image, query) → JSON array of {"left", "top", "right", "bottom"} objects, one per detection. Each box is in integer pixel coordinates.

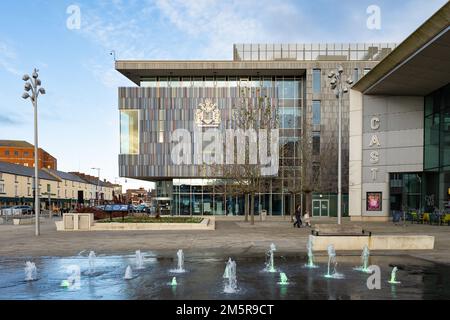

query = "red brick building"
[{"left": 0, "top": 140, "right": 57, "bottom": 170}]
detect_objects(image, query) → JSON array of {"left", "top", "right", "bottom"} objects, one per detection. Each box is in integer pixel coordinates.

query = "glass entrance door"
[{"left": 312, "top": 199, "right": 329, "bottom": 217}]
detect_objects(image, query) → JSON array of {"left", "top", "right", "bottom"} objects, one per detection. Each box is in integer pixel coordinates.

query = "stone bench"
[{"left": 312, "top": 224, "right": 371, "bottom": 236}]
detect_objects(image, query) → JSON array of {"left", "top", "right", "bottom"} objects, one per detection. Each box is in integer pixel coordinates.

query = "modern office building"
[
  {"left": 116, "top": 42, "right": 396, "bottom": 216},
  {"left": 349, "top": 3, "right": 450, "bottom": 221},
  {"left": 0, "top": 140, "right": 57, "bottom": 170}
]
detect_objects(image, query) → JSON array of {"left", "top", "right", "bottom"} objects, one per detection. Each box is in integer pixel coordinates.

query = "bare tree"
[{"left": 210, "top": 86, "right": 279, "bottom": 225}]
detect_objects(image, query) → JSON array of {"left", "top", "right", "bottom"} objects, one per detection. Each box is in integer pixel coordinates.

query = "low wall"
[
  {"left": 311, "top": 234, "right": 434, "bottom": 251},
  {"left": 56, "top": 215, "right": 215, "bottom": 231}
]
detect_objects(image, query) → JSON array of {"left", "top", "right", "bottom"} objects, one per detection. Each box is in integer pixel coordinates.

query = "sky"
[{"left": 0, "top": 0, "right": 447, "bottom": 191}]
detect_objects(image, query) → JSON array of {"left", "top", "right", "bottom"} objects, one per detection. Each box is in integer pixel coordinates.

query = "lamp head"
[
  {"left": 38, "top": 87, "right": 46, "bottom": 95},
  {"left": 22, "top": 92, "right": 30, "bottom": 99},
  {"left": 22, "top": 74, "right": 30, "bottom": 81},
  {"left": 24, "top": 83, "right": 32, "bottom": 91},
  {"left": 338, "top": 65, "right": 344, "bottom": 74},
  {"left": 328, "top": 71, "right": 335, "bottom": 78},
  {"left": 346, "top": 78, "right": 353, "bottom": 85},
  {"left": 32, "top": 70, "right": 38, "bottom": 79}
]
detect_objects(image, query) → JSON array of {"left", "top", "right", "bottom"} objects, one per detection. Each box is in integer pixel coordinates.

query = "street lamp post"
[
  {"left": 328, "top": 66, "right": 353, "bottom": 225},
  {"left": 22, "top": 68, "right": 46, "bottom": 236},
  {"left": 91, "top": 168, "right": 100, "bottom": 206}
]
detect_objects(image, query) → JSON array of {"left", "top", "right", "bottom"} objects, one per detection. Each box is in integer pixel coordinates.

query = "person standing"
[
  {"left": 303, "top": 210, "right": 312, "bottom": 227},
  {"left": 293, "top": 205, "right": 302, "bottom": 228}
]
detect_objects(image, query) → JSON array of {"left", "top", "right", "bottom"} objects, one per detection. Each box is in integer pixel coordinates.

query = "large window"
[
  {"left": 312, "top": 69, "right": 321, "bottom": 94},
  {"left": 424, "top": 83, "right": 450, "bottom": 210},
  {"left": 120, "top": 110, "right": 139, "bottom": 154},
  {"left": 312, "top": 100, "right": 321, "bottom": 125}
]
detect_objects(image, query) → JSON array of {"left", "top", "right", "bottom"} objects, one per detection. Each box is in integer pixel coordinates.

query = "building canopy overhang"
[
  {"left": 352, "top": 2, "right": 450, "bottom": 96},
  {"left": 115, "top": 61, "right": 317, "bottom": 85}
]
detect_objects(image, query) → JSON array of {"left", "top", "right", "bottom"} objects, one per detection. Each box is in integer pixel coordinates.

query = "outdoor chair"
[
  {"left": 392, "top": 211, "right": 402, "bottom": 224},
  {"left": 430, "top": 212, "right": 441, "bottom": 225},
  {"left": 410, "top": 212, "right": 420, "bottom": 224},
  {"left": 421, "top": 213, "right": 430, "bottom": 224},
  {"left": 440, "top": 214, "right": 450, "bottom": 226}
]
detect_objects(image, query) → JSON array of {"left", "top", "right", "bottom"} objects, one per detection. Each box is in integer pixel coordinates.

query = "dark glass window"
[
  {"left": 312, "top": 100, "right": 321, "bottom": 126},
  {"left": 312, "top": 69, "right": 321, "bottom": 94},
  {"left": 312, "top": 132, "right": 320, "bottom": 155}
]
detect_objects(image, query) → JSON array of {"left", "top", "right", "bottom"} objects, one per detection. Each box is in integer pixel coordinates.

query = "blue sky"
[{"left": 0, "top": 0, "right": 447, "bottom": 190}]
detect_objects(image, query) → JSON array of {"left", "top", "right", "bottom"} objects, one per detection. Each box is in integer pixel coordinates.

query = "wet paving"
[{"left": 0, "top": 252, "right": 449, "bottom": 300}]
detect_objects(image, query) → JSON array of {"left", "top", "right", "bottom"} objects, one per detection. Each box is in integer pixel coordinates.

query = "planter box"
[{"left": 56, "top": 215, "right": 215, "bottom": 231}]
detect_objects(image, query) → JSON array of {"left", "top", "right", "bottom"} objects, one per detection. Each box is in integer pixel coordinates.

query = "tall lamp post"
[
  {"left": 328, "top": 66, "right": 353, "bottom": 225},
  {"left": 22, "top": 68, "right": 46, "bottom": 236},
  {"left": 91, "top": 168, "right": 100, "bottom": 206}
]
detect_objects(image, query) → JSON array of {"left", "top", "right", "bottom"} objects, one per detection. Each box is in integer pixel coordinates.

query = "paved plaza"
[{"left": 0, "top": 217, "right": 449, "bottom": 264}]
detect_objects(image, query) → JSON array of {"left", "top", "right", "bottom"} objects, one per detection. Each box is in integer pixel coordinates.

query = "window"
[
  {"left": 47, "top": 184, "right": 51, "bottom": 192},
  {"left": 312, "top": 101, "right": 321, "bottom": 125},
  {"left": 120, "top": 110, "right": 139, "bottom": 154},
  {"left": 4, "top": 150, "right": 9, "bottom": 156},
  {"left": 353, "top": 68, "right": 359, "bottom": 82},
  {"left": 0, "top": 183, "right": 5, "bottom": 194},
  {"left": 312, "top": 132, "right": 320, "bottom": 155},
  {"left": 0, "top": 173, "right": 2, "bottom": 180},
  {"left": 27, "top": 187, "right": 31, "bottom": 196},
  {"left": 312, "top": 69, "right": 321, "bottom": 94},
  {"left": 24, "top": 151, "right": 29, "bottom": 157},
  {"left": 14, "top": 185, "right": 18, "bottom": 197},
  {"left": 14, "top": 151, "right": 19, "bottom": 156}
]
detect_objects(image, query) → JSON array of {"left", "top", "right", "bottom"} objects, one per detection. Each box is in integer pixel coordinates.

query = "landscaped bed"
[{"left": 97, "top": 216, "right": 203, "bottom": 224}]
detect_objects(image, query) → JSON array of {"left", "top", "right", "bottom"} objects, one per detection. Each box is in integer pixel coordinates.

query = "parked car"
[
  {"left": 0, "top": 206, "right": 12, "bottom": 216},
  {"left": 135, "top": 204, "right": 149, "bottom": 213},
  {"left": 11, "top": 205, "right": 33, "bottom": 215}
]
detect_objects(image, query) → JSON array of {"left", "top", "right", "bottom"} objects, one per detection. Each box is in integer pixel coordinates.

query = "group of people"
[{"left": 293, "top": 205, "right": 311, "bottom": 228}]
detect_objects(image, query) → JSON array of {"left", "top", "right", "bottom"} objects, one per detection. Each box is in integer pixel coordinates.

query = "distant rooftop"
[
  {"left": 0, "top": 140, "right": 34, "bottom": 148},
  {"left": 233, "top": 43, "right": 397, "bottom": 61},
  {"left": 45, "top": 169, "right": 87, "bottom": 184},
  {"left": 0, "top": 161, "right": 58, "bottom": 181}
]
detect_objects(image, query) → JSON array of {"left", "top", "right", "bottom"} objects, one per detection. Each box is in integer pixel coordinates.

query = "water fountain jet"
[
  {"left": 224, "top": 258, "right": 238, "bottom": 294},
  {"left": 353, "top": 245, "right": 371, "bottom": 273},
  {"left": 304, "top": 235, "right": 319, "bottom": 268},
  {"left": 388, "top": 266, "right": 401, "bottom": 284},
  {"left": 264, "top": 243, "right": 277, "bottom": 272},
  {"left": 278, "top": 272, "right": 289, "bottom": 285},
  {"left": 135, "top": 250, "right": 144, "bottom": 269},
  {"left": 24, "top": 261, "right": 37, "bottom": 281},
  {"left": 324, "top": 244, "right": 344, "bottom": 279},
  {"left": 88, "top": 251, "right": 96, "bottom": 274},
  {"left": 170, "top": 249, "right": 186, "bottom": 273},
  {"left": 124, "top": 265, "right": 133, "bottom": 280}
]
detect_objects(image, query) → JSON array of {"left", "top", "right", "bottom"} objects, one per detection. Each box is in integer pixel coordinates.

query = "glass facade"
[
  {"left": 233, "top": 43, "right": 397, "bottom": 61},
  {"left": 389, "top": 173, "right": 422, "bottom": 212},
  {"left": 120, "top": 110, "right": 139, "bottom": 154},
  {"left": 424, "top": 83, "right": 450, "bottom": 210},
  {"left": 138, "top": 75, "right": 305, "bottom": 216}
]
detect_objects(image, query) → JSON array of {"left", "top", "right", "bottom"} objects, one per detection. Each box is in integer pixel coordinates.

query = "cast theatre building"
[{"left": 349, "top": 3, "right": 450, "bottom": 221}]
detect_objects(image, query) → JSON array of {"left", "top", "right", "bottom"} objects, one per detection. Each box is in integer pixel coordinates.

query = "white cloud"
[
  {"left": 0, "top": 41, "right": 21, "bottom": 76},
  {"left": 155, "top": 0, "right": 305, "bottom": 58}
]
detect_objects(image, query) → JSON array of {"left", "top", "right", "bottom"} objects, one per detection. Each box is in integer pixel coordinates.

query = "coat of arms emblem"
[{"left": 195, "top": 99, "right": 221, "bottom": 127}]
